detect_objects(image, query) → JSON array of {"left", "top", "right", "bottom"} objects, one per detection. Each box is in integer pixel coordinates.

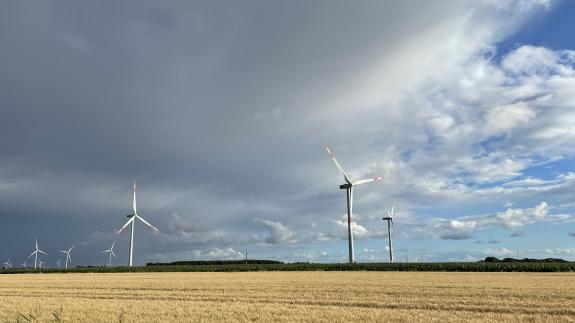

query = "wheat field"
[{"left": 0, "top": 271, "right": 573, "bottom": 322}]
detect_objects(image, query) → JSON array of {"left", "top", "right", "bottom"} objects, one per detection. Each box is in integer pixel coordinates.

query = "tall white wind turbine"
[
  {"left": 3, "top": 259, "right": 11, "bottom": 269},
  {"left": 101, "top": 240, "right": 117, "bottom": 267},
  {"left": 325, "top": 146, "right": 382, "bottom": 263},
  {"left": 382, "top": 202, "right": 396, "bottom": 262},
  {"left": 117, "top": 180, "right": 159, "bottom": 267},
  {"left": 59, "top": 245, "right": 74, "bottom": 269},
  {"left": 28, "top": 238, "right": 47, "bottom": 269}
]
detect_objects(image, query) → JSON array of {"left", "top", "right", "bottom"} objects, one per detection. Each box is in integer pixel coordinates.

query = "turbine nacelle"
[{"left": 339, "top": 177, "right": 383, "bottom": 190}]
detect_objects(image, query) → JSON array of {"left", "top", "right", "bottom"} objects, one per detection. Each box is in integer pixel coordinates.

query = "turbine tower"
[
  {"left": 28, "top": 238, "right": 47, "bottom": 269},
  {"left": 382, "top": 202, "right": 396, "bottom": 262},
  {"left": 117, "top": 179, "right": 159, "bottom": 267},
  {"left": 60, "top": 245, "right": 74, "bottom": 269},
  {"left": 101, "top": 240, "right": 117, "bottom": 267},
  {"left": 325, "top": 146, "right": 382, "bottom": 263}
]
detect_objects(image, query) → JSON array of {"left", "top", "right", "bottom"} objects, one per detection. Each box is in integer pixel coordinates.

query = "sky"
[{"left": 1, "top": 0, "right": 575, "bottom": 267}]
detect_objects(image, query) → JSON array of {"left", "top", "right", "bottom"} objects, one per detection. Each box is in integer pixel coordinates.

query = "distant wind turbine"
[
  {"left": 325, "top": 146, "right": 382, "bottom": 263},
  {"left": 382, "top": 202, "right": 396, "bottom": 263},
  {"left": 28, "top": 238, "right": 47, "bottom": 269},
  {"left": 3, "top": 259, "right": 11, "bottom": 269},
  {"left": 38, "top": 259, "right": 44, "bottom": 269},
  {"left": 56, "top": 259, "right": 61, "bottom": 269},
  {"left": 101, "top": 240, "right": 117, "bottom": 267},
  {"left": 59, "top": 245, "right": 74, "bottom": 269},
  {"left": 117, "top": 179, "right": 159, "bottom": 267},
  {"left": 21, "top": 260, "right": 27, "bottom": 268}
]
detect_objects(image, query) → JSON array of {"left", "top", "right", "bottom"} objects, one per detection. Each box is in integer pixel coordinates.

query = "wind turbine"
[
  {"left": 28, "top": 238, "right": 47, "bottom": 269},
  {"left": 59, "top": 245, "right": 74, "bottom": 269},
  {"left": 382, "top": 202, "right": 396, "bottom": 262},
  {"left": 56, "top": 259, "right": 61, "bottom": 269},
  {"left": 325, "top": 146, "right": 382, "bottom": 263},
  {"left": 21, "top": 260, "right": 27, "bottom": 268},
  {"left": 3, "top": 259, "right": 11, "bottom": 269},
  {"left": 117, "top": 179, "right": 159, "bottom": 267},
  {"left": 101, "top": 240, "right": 117, "bottom": 267},
  {"left": 38, "top": 259, "right": 44, "bottom": 269}
]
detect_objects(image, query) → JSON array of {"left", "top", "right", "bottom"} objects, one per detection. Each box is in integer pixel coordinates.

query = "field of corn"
[
  {"left": 2, "top": 261, "right": 575, "bottom": 274},
  {"left": 0, "top": 271, "right": 573, "bottom": 322}
]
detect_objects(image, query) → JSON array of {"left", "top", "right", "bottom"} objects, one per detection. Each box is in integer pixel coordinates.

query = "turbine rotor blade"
[
  {"left": 136, "top": 215, "right": 159, "bottom": 232},
  {"left": 352, "top": 177, "right": 383, "bottom": 186},
  {"left": 117, "top": 217, "right": 135, "bottom": 234},
  {"left": 38, "top": 250, "right": 47, "bottom": 255},
  {"left": 391, "top": 219, "right": 396, "bottom": 238},
  {"left": 324, "top": 145, "right": 353, "bottom": 184},
  {"left": 132, "top": 179, "right": 137, "bottom": 214},
  {"left": 28, "top": 251, "right": 36, "bottom": 258},
  {"left": 111, "top": 250, "right": 117, "bottom": 258},
  {"left": 69, "top": 245, "right": 75, "bottom": 252}
]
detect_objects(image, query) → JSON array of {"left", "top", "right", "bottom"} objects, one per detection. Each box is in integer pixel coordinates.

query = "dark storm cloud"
[{"left": 0, "top": 0, "right": 478, "bottom": 264}]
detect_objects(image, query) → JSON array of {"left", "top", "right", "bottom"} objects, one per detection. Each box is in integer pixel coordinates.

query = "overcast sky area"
[{"left": 1, "top": 0, "right": 575, "bottom": 267}]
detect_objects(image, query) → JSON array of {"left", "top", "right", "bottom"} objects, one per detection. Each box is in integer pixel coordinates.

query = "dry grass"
[{"left": 0, "top": 271, "right": 573, "bottom": 322}]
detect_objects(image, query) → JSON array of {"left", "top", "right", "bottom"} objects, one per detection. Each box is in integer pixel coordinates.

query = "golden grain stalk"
[{"left": 0, "top": 272, "right": 573, "bottom": 322}]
